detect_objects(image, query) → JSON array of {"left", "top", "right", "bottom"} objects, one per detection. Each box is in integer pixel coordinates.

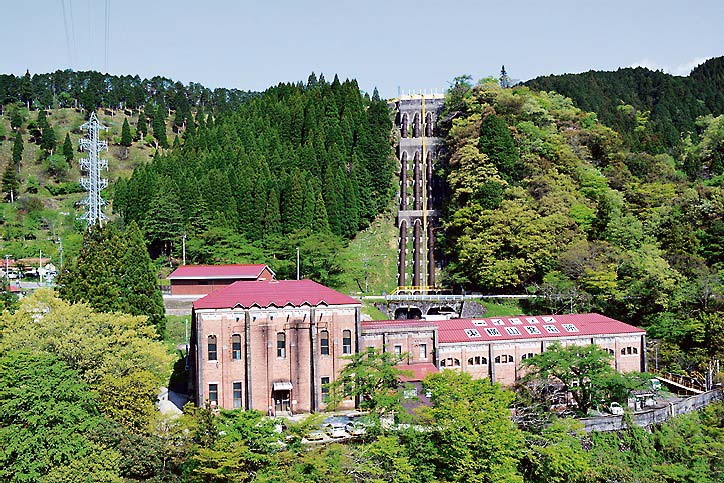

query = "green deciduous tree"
[
  {"left": 328, "top": 347, "right": 408, "bottom": 419},
  {"left": 421, "top": 370, "right": 525, "bottom": 483},
  {"left": 0, "top": 350, "right": 119, "bottom": 483},
  {"left": 521, "top": 343, "right": 632, "bottom": 415}
]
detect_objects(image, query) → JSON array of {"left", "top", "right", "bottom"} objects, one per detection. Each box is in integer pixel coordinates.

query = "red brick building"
[
  {"left": 190, "top": 279, "right": 361, "bottom": 414},
  {"left": 168, "top": 264, "right": 275, "bottom": 296},
  {"left": 362, "top": 313, "right": 646, "bottom": 387}
]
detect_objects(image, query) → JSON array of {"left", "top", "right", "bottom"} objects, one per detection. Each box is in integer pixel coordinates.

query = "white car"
[{"left": 609, "top": 402, "right": 625, "bottom": 415}]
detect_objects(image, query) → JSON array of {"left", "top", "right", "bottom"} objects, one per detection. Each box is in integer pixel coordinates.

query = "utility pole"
[
  {"left": 39, "top": 249, "right": 42, "bottom": 284},
  {"left": 296, "top": 247, "right": 300, "bottom": 280},
  {"left": 79, "top": 112, "right": 109, "bottom": 228},
  {"left": 182, "top": 232, "right": 186, "bottom": 265},
  {"left": 58, "top": 237, "right": 63, "bottom": 270}
]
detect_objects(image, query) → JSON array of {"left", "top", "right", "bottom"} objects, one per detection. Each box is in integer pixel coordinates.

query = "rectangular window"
[
  {"left": 233, "top": 382, "right": 242, "bottom": 409},
  {"left": 419, "top": 343, "right": 427, "bottom": 359},
  {"left": 394, "top": 345, "right": 402, "bottom": 355},
  {"left": 209, "top": 383, "right": 218, "bottom": 405},
  {"left": 320, "top": 330, "right": 330, "bottom": 356},
  {"left": 342, "top": 330, "right": 352, "bottom": 354},
  {"left": 277, "top": 332, "right": 286, "bottom": 358},
  {"left": 207, "top": 335, "right": 217, "bottom": 361},
  {"left": 321, "top": 376, "right": 330, "bottom": 402},
  {"left": 232, "top": 334, "right": 241, "bottom": 360}
]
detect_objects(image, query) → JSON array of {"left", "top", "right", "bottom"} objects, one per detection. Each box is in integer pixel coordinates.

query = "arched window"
[
  {"left": 467, "top": 356, "right": 488, "bottom": 366},
  {"left": 207, "top": 335, "right": 217, "bottom": 361},
  {"left": 342, "top": 330, "right": 352, "bottom": 354},
  {"left": 520, "top": 353, "right": 535, "bottom": 361},
  {"left": 441, "top": 357, "right": 460, "bottom": 368},
  {"left": 495, "top": 354, "right": 514, "bottom": 364},
  {"left": 277, "top": 332, "right": 286, "bottom": 358},
  {"left": 231, "top": 334, "right": 241, "bottom": 360},
  {"left": 320, "top": 330, "right": 330, "bottom": 356},
  {"left": 632, "top": 347, "right": 638, "bottom": 354}
]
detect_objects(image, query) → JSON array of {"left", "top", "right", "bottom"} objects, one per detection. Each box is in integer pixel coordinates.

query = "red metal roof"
[
  {"left": 168, "top": 264, "right": 272, "bottom": 280},
  {"left": 397, "top": 362, "right": 439, "bottom": 382},
  {"left": 193, "top": 279, "right": 360, "bottom": 309},
  {"left": 364, "top": 313, "right": 643, "bottom": 344}
]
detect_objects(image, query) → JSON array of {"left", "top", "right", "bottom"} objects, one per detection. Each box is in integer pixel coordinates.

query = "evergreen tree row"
[
  {"left": 113, "top": 74, "right": 394, "bottom": 271},
  {"left": 0, "top": 69, "right": 255, "bottom": 113},
  {"left": 525, "top": 56, "right": 724, "bottom": 153}
]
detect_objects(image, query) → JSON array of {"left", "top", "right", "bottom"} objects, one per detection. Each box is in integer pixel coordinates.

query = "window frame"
[
  {"left": 342, "top": 329, "right": 352, "bottom": 354},
  {"left": 277, "top": 332, "right": 286, "bottom": 359},
  {"left": 233, "top": 382, "right": 242, "bottom": 409},
  {"left": 208, "top": 383, "right": 218, "bottom": 405},
  {"left": 320, "top": 376, "right": 330, "bottom": 402},
  {"left": 320, "top": 330, "right": 330, "bottom": 356},
  {"left": 207, "top": 335, "right": 218, "bottom": 361},
  {"left": 231, "top": 334, "right": 242, "bottom": 360}
]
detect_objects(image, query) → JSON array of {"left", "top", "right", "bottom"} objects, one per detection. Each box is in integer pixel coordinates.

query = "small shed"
[{"left": 167, "top": 264, "right": 275, "bottom": 296}]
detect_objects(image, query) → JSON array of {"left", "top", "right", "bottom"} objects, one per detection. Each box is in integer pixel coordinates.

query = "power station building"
[
  {"left": 190, "top": 279, "right": 361, "bottom": 414},
  {"left": 190, "top": 277, "right": 646, "bottom": 412}
]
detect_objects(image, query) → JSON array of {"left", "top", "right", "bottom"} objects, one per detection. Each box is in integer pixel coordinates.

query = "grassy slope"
[
  {"left": 338, "top": 206, "right": 399, "bottom": 295},
  {"left": 0, "top": 108, "right": 165, "bottom": 261}
]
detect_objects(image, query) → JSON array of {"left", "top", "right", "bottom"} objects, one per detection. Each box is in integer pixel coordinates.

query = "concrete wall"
[{"left": 580, "top": 389, "right": 724, "bottom": 432}]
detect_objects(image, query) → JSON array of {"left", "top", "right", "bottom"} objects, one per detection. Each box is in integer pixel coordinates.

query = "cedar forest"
[{"left": 0, "top": 58, "right": 723, "bottom": 482}]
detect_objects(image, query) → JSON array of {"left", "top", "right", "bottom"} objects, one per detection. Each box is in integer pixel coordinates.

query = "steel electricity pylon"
[{"left": 78, "top": 112, "right": 109, "bottom": 228}]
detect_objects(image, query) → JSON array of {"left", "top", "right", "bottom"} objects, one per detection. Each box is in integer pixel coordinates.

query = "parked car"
[{"left": 609, "top": 402, "right": 625, "bottom": 415}]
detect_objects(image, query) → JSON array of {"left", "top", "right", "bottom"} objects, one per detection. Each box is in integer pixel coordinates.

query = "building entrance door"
[{"left": 273, "top": 390, "right": 291, "bottom": 414}]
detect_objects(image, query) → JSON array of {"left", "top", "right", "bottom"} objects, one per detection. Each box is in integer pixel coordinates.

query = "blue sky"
[{"left": 3, "top": 0, "right": 723, "bottom": 98}]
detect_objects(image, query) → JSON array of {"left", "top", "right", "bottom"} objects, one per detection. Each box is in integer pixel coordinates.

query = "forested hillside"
[
  {"left": 0, "top": 69, "right": 254, "bottom": 114},
  {"left": 113, "top": 74, "right": 394, "bottom": 285},
  {"left": 439, "top": 77, "right": 723, "bottom": 374},
  {"left": 525, "top": 56, "right": 724, "bottom": 156}
]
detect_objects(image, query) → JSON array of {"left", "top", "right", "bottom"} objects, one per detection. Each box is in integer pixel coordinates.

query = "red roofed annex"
[
  {"left": 191, "top": 278, "right": 646, "bottom": 412},
  {"left": 168, "top": 263, "right": 275, "bottom": 297}
]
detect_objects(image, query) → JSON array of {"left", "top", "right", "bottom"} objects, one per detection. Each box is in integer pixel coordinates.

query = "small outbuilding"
[{"left": 167, "top": 264, "right": 275, "bottom": 297}]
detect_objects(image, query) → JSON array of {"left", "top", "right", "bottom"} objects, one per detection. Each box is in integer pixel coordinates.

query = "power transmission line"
[
  {"left": 60, "top": 0, "right": 74, "bottom": 68},
  {"left": 104, "top": 0, "right": 110, "bottom": 72}
]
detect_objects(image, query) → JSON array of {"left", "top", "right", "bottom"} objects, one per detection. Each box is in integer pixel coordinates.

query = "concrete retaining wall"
[{"left": 580, "top": 389, "right": 723, "bottom": 432}]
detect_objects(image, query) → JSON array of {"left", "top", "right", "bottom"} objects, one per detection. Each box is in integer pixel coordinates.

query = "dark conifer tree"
[
  {"left": 20, "top": 70, "right": 33, "bottom": 108},
  {"left": 119, "top": 221, "right": 166, "bottom": 337},
  {"left": 136, "top": 113, "right": 147, "bottom": 140},
  {"left": 311, "top": 192, "right": 331, "bottom": 234},
  {"left": 479, "top": 113, "right": 521, "bottom": 182},
  {"left": 62, "top": 133, "right": 74, "bottom": 163},
  {"left": 11, "top": 131, "right": 23, "bottom": 164},
  {"left": 40, "top": 123, "right": 56, "bottom": 154},
  {"left": 10, "top": 109, "right": 23, "bottom": 131},
  {"left": 152, "top": 106, "right": 169, "bottom": 148},
  {"left": 120, "top": 117, "right": 133, "bottom": 147},
  {"left": 2, "top": 162, "right": 19, "bottom": 202}
]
